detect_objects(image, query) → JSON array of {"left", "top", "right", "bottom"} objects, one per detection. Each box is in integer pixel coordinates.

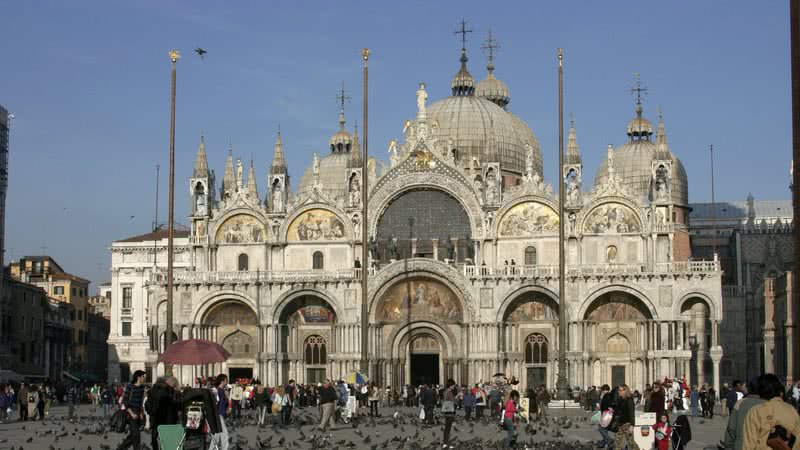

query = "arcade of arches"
[{"left": 158, "top": 288, "right": 717, "bottom": 391}]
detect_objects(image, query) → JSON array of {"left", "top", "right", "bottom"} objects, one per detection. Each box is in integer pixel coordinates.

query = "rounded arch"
[
  {"left": 385, "top": 320, "right": 457, "bottom": 359},
  {"left": 281, "top": 203, "right": 353, "bottom": 242},
  {"left": 191, "top": 290, "right": 259, "bottom": 326},
  {"left": 496, "top": 284, "right": 565, "bottom": 322},
  {"left": 576, "top": 196, "right": 646, "bottom": 237},
  {"left": 674, "top": 291, "right": 720, "bottom": 321},
  {"left": 579, "top": 284, "right": 657, "bottom": 321},
  {"left": 210, "top": 209, "right": 269, "bottom": 244},
  {"left": 374, "top": 188, "right": 472, "bottom": 261},
  {"left": 368, "top": 172, "right": 483, "bottom": 239},
  {"left": 271, "top": 287, "right": 343, "bottom": 324},
  {"left": 494, "top": 195, "right": 560, "bottom": 239},
  {"left": 368, "top": 258, "right": 478, "bottom": 322}
]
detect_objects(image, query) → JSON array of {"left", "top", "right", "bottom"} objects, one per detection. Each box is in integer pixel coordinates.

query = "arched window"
[
  {"left": 304, "top": 335, "right": 327, "bottom": 365},
  {"left": 524, "top": 247, "right": 537, "bottom": 266},
  {"left": 524, "top": 334, "right": 548, "bottom": 364},
  {"left": 238, "top": 253, "right": 249, "bottom": 271},
  {"left": 312, "top": 251, "right": 324, "bottom": 269}
]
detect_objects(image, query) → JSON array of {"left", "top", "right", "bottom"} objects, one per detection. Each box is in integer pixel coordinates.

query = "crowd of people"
[
  {"left": 7, "top": 371, "right": 800, "bottom": 449},
  {"left": 0, "top": 380, "right": 126, "bottom": 422}
]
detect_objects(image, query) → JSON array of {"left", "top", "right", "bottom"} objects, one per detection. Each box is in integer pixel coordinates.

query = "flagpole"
[
  {"left": 360, "top": 48, "right": 371, "bottom": 376},
  {"left": 165, "top": 49, "right": 180, "bottom": 377},
  {"left": 556, "top": 48, "right": 569, "bottom": 400}
]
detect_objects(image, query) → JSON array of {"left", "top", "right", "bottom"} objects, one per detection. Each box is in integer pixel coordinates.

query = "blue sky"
[{"left": 0, "top": 1, "right": 793, "bottom": 288}]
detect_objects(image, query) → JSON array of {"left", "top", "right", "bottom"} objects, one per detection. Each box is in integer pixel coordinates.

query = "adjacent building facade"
[
  {"left": 0, "top": 275, "right": 49, "bottom": 381},
  {"left": 689, "top": 196, "right": 796, "bottom": 383},
  {"left": 109, "top": 42, "right": 723, "bottom": 392},
  {"left": 10, "top": 256, "right": 91, "bottom": 374}
]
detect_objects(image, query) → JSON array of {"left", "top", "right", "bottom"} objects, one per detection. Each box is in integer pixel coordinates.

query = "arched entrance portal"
[
  {"left": 278, "top": 295, "right": 336, "bottom": 384},
  {"left": 584, "top": 291, "right": 651, "bottom": 388},
  {"left": 200, "top": 301, "right": 258, "bottom": 381},
  {"left": 409, "top": 335, "right": 440, "bottom": 385},
  {"left": 501, "top": 291, "right": 558, "bottom": 389}
]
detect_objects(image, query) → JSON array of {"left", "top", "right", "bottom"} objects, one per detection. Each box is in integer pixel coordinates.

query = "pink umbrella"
[{"left": 158, "top": 339, "right": 231, "bottom": 365}]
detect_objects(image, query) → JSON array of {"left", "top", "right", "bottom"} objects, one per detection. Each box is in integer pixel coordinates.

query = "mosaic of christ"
[{"left": 378, "top": 277, "right": 462, "bottom": 323}]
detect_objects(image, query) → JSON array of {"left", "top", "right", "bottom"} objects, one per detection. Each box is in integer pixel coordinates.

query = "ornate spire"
[
  {"left": 349, "top": 120, "right": 362, "bottom": 168},
  {"left": 193, "top": 133, "right": 209, "bottom": 178},
  {"left": 476, "top": 29, "right": 510, "bottom": 108},
  {"left": 655, "top": 109, "right": 670, "bottom": 159},
  {"left": 270, "top": 127, "right": 287, "bottom": 174},
  {"left": 247, "top": 156, "right": 258, "bottom": 198},
  {"left": 566, "top": 114, "right": 581, "bottom": 165},
  {"left": 481, "top": 28, "right": 499, "bottom": 75},
  {"left": 223, "top": 146, "right": 235, "bottom": 194},
  {"left": 336, "top": 81, "right": 351, "bottom": 131},
  {"left": 626, "top": 73, "right": 653, "bottom": 140},
  {"left": 451, "top": 18, "right": 475, "bottom": 96}
]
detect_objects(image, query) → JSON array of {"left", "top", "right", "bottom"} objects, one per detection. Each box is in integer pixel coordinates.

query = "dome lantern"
[
  {"left": 451, "top": 19, "right": 475, "bottom": 97},
  {"left": 475, "top": 29, "right": 511, "bottom": 109}
]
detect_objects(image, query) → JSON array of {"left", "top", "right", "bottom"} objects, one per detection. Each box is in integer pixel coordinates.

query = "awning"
[
  {"left": 62, "top": 371, "right": 79, "bottom": 381},
  {"left": 62, "top": 371, "right": 100, "bottom": 382},
  {"left": 0, "top": 369, "right": 25, "bottom": 382}
]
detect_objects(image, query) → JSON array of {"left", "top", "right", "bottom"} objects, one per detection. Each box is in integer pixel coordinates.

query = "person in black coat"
[
  {"left": 147, "top": 376, "right": 182, "bottom": 450},
  {"left": 671, "top": 414, "right": 692, "bottom": 450}
]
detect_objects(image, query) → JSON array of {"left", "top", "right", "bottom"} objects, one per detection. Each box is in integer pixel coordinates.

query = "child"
[
  {"left": 653, "top": 413, "right": 672, "bottom": 450},
  {"left": 671, "top": 414, "right": 692, "bottom": 450}
]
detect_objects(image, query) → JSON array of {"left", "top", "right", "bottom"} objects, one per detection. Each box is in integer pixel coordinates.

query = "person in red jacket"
[{"left": 653, "top": 412, "right": 672, "bottom": 450}]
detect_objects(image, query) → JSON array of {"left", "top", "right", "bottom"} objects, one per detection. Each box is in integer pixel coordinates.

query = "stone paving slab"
[{"left": 0, "top": 404, "right": 727, "bottom": 449}]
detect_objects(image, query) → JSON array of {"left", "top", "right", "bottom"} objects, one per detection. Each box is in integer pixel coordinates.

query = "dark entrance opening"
[
  {"left": 229, "top": 367, "right": 253, "bottom": 382},
  {"left": 526, "top": 366, "right": 547, "bottom": 389},
  {"left": 410, "top": 354, "right": 439, "bottom": 385},
  {"left": 611, "top": 365, "right": 626, "bottom": 388}
]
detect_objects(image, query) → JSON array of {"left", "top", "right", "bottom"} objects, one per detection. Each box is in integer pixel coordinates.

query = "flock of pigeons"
[{"left": 0, "top": 406, "right": 599, "bottom": 450}]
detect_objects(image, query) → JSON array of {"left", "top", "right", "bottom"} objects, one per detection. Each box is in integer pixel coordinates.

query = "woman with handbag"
[
  {"left": 742, "top": 373, "right": 800, "bottom": 450},
  {"left": 474, "top": 385, "right": 486, "bottom": 418},
  {"left": 596, "top": 385, "right": 613, "bottom": 449},
  {"left": 271, "top": 386, "right": 286, "bottom": 426},
  {"left": 610, "top": 384, "right": 639, "bottom": 450},
  {"left": 501, "top": 390, "right": 519, "bottom": 449}
]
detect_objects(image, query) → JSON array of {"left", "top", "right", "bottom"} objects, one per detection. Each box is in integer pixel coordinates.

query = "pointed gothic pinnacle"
[
  {"left": 271, "top": 128, "right": 287, "bottom": 173},
  {"left": 193, "top": 133, "right": 209, "bottom": 178},
  {"left": 566, "top": 114, "right": 581, "bottom": 165},
  {"left": 656, "top": 109, "right": 670, "bottom": 159}
]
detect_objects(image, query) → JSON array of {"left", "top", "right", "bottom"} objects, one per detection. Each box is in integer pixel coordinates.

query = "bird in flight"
[{"left": 194, "top": 47, "right": 207, "bottom": 59}]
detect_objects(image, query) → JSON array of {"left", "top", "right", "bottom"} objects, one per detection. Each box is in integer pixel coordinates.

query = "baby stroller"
[{"left": 671, "top": 414, "right": 692, "bottom": 450}]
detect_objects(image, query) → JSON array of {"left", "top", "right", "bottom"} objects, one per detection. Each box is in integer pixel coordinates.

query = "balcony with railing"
[
  {"left": 463, "top": 260, "right": 720, "bottom": 279},
  {"left": 148, "top": 267, "right": 376, "bottom": 285}
]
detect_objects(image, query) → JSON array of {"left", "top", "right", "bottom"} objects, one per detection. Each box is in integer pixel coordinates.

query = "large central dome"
[{"left": 427, "top": 47, "right": 542, "bottom": 176}]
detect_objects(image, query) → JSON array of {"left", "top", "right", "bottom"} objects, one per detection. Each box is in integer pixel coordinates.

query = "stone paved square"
[{"left": 0, "top": 404, "right": 727, "bottom": 449}]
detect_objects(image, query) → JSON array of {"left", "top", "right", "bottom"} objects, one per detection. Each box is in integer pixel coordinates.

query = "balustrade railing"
[
  {"left": 463, "top": 260, "right": 720, "bottom": 278},
  {"left": 149, "top": 267, "right": 376, "bottom": 284}
]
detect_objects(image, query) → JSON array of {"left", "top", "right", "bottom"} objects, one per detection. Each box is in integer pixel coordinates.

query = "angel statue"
[{"left": 312, "top": 152, "right": 320, "bottom": 177}]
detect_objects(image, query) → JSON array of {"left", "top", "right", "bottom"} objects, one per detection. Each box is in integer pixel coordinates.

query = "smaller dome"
[
  {"left": 451, "top": 50, "right": 475, "bottom": 96},
  {"left": 476, "top": 70, "right": 510, "bottom": 108},
  {"left": 328, "top": 110, "right": 353, "bottom": 153},
  {"left": 626, "top": 104, "right": 653, "bottom": 138}
]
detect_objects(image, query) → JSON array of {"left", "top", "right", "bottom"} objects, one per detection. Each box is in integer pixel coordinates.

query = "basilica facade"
[{"left": 108, "top": 44, "right": 723, "bottom": 393}]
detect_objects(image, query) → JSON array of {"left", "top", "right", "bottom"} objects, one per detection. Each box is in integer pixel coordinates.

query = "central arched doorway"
[
  {"left": 409, "top": 335, "right": 440, "bottom": 385},
  {"left": 200, "top": 301, "right": 258, "bottom": 381},
  {"left": 501, "top": 291, "right": 559, "bottom": 389},
  {"left": 278, "top": 295, "right": 337, "bottom": 384},
  {"left": 584, "top": 291, "right": 652, "bottom": 388}
]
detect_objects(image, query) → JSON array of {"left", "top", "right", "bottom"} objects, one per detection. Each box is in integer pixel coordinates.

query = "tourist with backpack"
[{"left": 146, "top": 376, "right": 181, "bottom": 450}]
